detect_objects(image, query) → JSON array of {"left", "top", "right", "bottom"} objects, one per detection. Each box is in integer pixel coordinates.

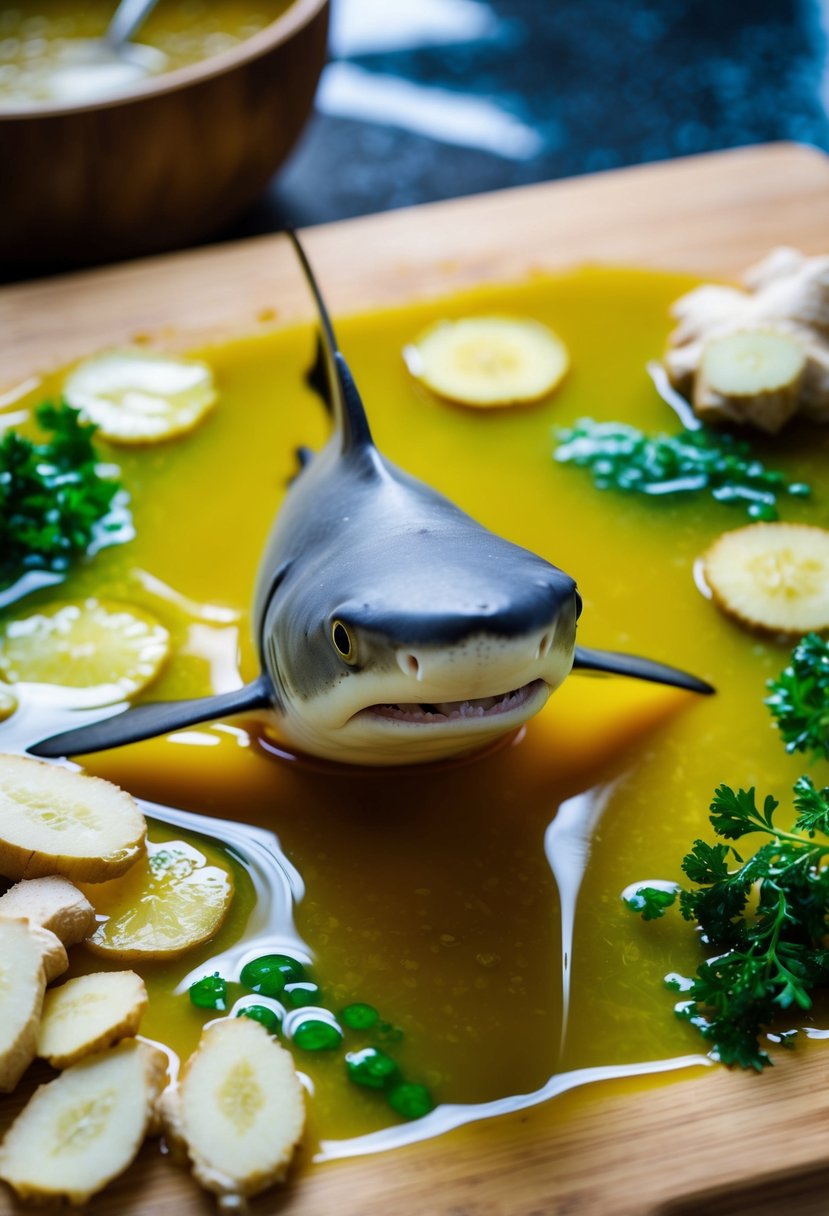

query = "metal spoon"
[{"left": 37, "top": 0, "right": 167, "bottom": 106}]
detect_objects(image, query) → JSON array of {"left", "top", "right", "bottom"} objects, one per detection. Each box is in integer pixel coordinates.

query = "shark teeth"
[{"left": 366, "top": 681, "right": 542, "bottom": 725}]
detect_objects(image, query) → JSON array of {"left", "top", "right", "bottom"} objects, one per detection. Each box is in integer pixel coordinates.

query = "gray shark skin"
[{"left": 30, "top": 233, "right": 712, "bottom": 766}]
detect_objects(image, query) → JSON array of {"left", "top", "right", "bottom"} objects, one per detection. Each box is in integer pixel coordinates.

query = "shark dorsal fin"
[{"left": 288, "top": 229, "right": 373, "bottom": 453}]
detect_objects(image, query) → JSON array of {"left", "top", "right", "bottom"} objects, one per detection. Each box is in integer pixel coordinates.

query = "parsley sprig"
[
  {"left": 554, "top": 418, "right": 810, "bottom": 520},
  {"left": 0, "top": 402, "right": 126, "bottom": 591},
  {"left": 766, "top": 634, "right": 829, "bottom": 762},
  {"left": 625, "top": 780, "right": 829, "bottom": 1070}
]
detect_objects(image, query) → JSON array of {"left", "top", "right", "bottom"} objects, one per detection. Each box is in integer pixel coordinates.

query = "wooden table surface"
[{"left": 2, "top": 143, "right": 829, "bottom": 1214}]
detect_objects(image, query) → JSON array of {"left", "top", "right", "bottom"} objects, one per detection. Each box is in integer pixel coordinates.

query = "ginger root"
[{"left": 664, "top": 247, "right": 829, "bottom": 433}]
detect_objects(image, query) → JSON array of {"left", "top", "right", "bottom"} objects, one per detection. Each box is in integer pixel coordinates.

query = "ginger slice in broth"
[
  {"left": 0, "top": 755, "right": 146, "bottom": 883},
  {"left": 0, "top": 598, "right": 170, "bottom": 704},
  {"left": 81, "top": 839, "right": 233, "bottom": 961},
  {"left": 64, "top": 346, "right": 217, "bottom": 445},
  {"left": 405, "top": 316, "right": 569, "bottom": 407},
  {"left": 702, "top": 523, "right": 829, "bottom": 635}
]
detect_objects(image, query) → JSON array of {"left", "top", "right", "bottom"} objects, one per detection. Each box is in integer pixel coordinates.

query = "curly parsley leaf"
[
  {"left": 621, "top": 885, "right": 678, "bottom": 920},
  {"left": 0, "top": 402, "right": 127, "bottom": 591},
  {"left": 628, "top": 780, "right": 829, "bottom": 1069},
  {"left": 766, "top": 634, "right": 829, "bottom": 762},
  {"left": 679, "top": 838, "right": 733, "bottom": 885},
  {"left": 793, "top": 775, "right": 829, "bottom": 838},
  {"left": 709, "top": 785, "right": 779, "bottom": 839}
]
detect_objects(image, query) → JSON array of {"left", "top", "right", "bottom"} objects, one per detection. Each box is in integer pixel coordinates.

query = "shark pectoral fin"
[
  {"left": 28, "top": 676, "right": 275, "bottom": 760},
  {"left": 572, "top": 646, "right": 715, "bottom": 695}
]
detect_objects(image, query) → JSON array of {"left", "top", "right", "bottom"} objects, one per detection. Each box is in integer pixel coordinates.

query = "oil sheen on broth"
[{"left": 2, "top": 268, "right": 827, "bottom": 1157}]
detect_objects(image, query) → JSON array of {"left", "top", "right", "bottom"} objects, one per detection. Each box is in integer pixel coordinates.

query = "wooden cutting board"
[{"left": 2, "top": 143, "right": 829, "bottom": 1215}]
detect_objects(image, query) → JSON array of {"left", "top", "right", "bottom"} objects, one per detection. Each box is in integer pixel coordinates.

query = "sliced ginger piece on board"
[
  {"left": 64, "top": 346, "right": 217, "bottom": 445},
  {"left": 405, "top": 316, "right": 569, "bottom": 407},
  {"left": 702, "top": 523, "right": 829, "bottom": 636},
  {"left": 0, "top": 754, "right": 146, "bottom": 883},
  {"left": 669, "top": 283, "right": 748, "bottom": 346},
  {"left": 38, "top": 971, "right": 148, "bottom": 1069},
  {"left": 0, "top": 1039, "right": 168, "bottom": 1205},
  {"left": 161, "top": 1019, "right": 305, "bottom": 1201},
  {"left": 0, "top": 598, "right": 170, "bottom": 703},
  {"left": 0, "top": 876, "right": 95, "bottom": 946},
  {"left": 695, "top": 329, "right": 805, "bottom": 434},
  {"left": 81, "top": 839, "right": 233, "bottom": 961},
  {"left": 0, "top": 917, "right": 67, "bottom": 1093}
]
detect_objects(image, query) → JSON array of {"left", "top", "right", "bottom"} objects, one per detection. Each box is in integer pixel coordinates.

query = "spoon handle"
[{"left": 105, "top": 0, "right": 160, "bottom": 48}]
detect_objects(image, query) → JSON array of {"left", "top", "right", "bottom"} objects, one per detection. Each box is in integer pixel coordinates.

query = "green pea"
[
  {"left": 284, "top": 981, "right": 323, "bottom": 1008},
  {"left": 188, "top": 972, "right": 227, "bottom": 1011},
  {"left": 747, "top": 501, "right": 778, "bottom": 521},
  {"left": 240, "top": 954, "right": 305, "bottom": 996},
  {"left": 340, "top": 1002, "right": 379, "bottom": 1030},
  {"left": 235, "top": 1005, "right": 281, "bottom": 1033},
  {"left": 387, "top": 1082, "right": 434, "bottom": 1120},
  {"left": 292, "top": 1018, "right": 343, "bottom": 1052},
  {"left": 346, "top": 1047, "right": 400, "bottom": 1090}
]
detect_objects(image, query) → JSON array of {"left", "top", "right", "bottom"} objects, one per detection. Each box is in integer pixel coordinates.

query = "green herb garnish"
[
  {"left": 0, "top": 402, "right": 127, "bottom": 590},
  {"left": 345, "top": 1046, "right": 400, "bottom": 1090},
  {"left": 766, "top": 633, "right": 829, "bottom": 761},
  {"left": 387, "top": 1081, "right": 434, "bottom": 1120},
  {"left": 554, "top": 418, "right": 810, "bottom": 519},
  {"left": 184, "top": 965, "right": 434, "bottom": 1117},
  {"left": 188, "top": 972, "right": 228, "bottom": 1011},
  {"left": 239, "top": 952, "right": 306, "bottom": 996},
  {"left": 340, "top": 1002, "right": 379, "bottom": 1030},
  {"left": 236, "top": 1004, "right": 281, "bottom": 1033},
  {"left": 626, "top": 780, "right": 829, "bottom": 1070},
  {"left": 291, "top": 1017, "right": 343, "bottom": 1052}
]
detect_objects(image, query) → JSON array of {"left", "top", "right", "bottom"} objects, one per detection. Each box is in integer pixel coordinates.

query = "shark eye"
[{"left": 332, "top": 620, "right": 356, "bottom": 663}]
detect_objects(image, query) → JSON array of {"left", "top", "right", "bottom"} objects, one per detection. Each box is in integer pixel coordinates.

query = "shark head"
[{"left": 258, "top": 462, "right": 581, "bottom": 765}]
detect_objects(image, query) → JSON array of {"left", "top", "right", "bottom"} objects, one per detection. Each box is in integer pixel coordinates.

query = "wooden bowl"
[{"left": 0, "top": 0, "right": 329, "bottom": 271}]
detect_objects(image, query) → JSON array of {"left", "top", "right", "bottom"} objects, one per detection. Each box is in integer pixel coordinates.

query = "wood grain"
[
  {"left": 2, "top": 143, "right": 829, "bottom": 1215},
  {"left": 2, "top": 142, "right": 829, "bottom": 384}
]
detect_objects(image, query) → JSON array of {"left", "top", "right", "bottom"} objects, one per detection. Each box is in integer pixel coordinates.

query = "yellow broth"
[
  {"left": 2, "top": 267, "right": 829, "bottom": 1155},
  {"left": 0, "top": 0, "right": 293, "bottom": 104}
]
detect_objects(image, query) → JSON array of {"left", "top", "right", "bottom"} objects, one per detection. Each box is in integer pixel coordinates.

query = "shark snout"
[{"left": 393, "top": 611, "right": 575, "bottom": 699}]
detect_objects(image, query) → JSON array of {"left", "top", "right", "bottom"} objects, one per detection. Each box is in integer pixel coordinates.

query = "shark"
[{"left": 31, "top": 233, "right": 712, "bottom": 766}]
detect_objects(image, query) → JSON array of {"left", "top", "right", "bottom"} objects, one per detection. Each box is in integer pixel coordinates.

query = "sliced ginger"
[
  {"left": 0, "top": 597, "right": 170, "bottom": 704},
  {"left": 80, "top": 839, "right": 233, "bottom": 960},
  {"left": 161, "top": 1018, "right": 304, "bottom": 1201},
  {"left": 665, "top": 248, "right": 829, "bottom": 432},
  {"left": 64, "top": 346, "right": 218, "bottom": 445},
  {"left": 0, "top": 1038, "right": 167, "bottom": 1205},
  {"left": 695, "top": 329, "right": 805, "bottom": 432},
  {"left": 0, "top": 754, "right": 146, "bottom": 883},
  {"left": 405, "top": 316, "right": 569, "bottom": 408},
  {"left": 702, "top": 523, "right": 829, "bottom": 636},
  {"left": 0, "top": 917, "right": 67, "bottom": 1093},
  {"left": 0, "top": 876, "right": 95, "bottom": 946},
  {"left": 38, "top": 971, "right": 148, "bottom": 1069}
]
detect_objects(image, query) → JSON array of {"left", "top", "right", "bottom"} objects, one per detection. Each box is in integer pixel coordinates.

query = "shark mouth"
[{"left": 361, "top": 679, "right": 545, "bottom": 726}]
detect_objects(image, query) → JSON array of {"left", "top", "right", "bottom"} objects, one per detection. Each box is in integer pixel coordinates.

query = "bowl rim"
[{"left": 0, "top": 0, "right": 329, "bottom": 121}]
